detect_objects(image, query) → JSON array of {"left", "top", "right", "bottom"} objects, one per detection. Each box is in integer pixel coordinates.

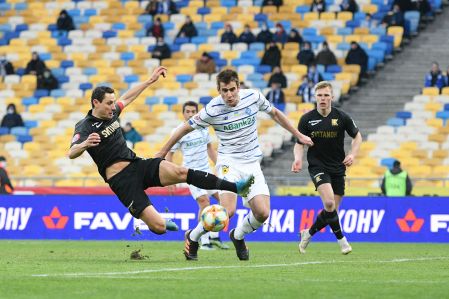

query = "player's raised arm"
[
  {"left": 155, "top": 122, "right": 194, "bottom": 158},
  {"left": 118, "top": 66, "right": 167, "bottom": 108},
  {"left": 268, "top": 107, "right": 314, "bottom": 146},
  {"left": 68, "top": 132, "right": 101, "bottom": 159}
]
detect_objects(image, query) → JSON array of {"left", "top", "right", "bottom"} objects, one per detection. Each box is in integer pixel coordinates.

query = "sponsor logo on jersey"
[
  {"left": 101, "top": 120, "right": 120, "bottom": 138},
  {"left": 222, "top": 165, "right": 229, "bottom": 175},
  {"left": 92, "top": 122, "right": 103, "bottom": 128},
  {"left": 223, "top": 116, "right": 255, "bottom": 131},
  {"left": 332, "top": 119, "right": 338, "bottom": 126},
  {"left": 71, "top": 133, "right": 80, "bottom": 143},
  {"left": 245, "top": 107, "right": 252, "bottom": 115},
  {"left": 309, "top": 120, "right": 322, "bottom": 126},
  {"left": 311, "top": 131, "right": 338, "bottom": 138}
]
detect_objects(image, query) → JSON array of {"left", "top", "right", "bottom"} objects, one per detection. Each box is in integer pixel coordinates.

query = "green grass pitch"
[{"left": 1, "top": 241, "right": 448, "bottom": 299}]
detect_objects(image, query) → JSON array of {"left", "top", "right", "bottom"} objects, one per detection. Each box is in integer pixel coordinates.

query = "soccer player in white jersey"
[
  {"left": 166, "top": 101, "right": 229, "bottom": 250},
  {"left": 157, "top": 69, "right": 313, "bottom": 261}
]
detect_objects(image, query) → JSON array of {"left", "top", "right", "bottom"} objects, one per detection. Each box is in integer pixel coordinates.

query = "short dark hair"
[
  {"left": 393, "top": 160, "right": 401, "bottom": 168},
  {"left": 183, "top": 101, "right": 198, "bottom": 112},
  {"left": 91, "top": 86, "right": 115, "bottom": 108},
  {"left": 216, "top": 69, "right": 240, "bottom": 90}
]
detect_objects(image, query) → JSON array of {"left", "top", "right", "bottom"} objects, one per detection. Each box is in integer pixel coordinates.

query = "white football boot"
[
  {"left": 338, "top": 236, "right": 352, "bottom": 255},
  {"left": 298, "top": 229, "right": 312, "bottom": 254}
]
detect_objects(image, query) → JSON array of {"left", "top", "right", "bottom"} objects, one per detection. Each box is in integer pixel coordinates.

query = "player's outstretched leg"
[
  {"left": 184, "top": 229, "right": 199, "bottom": 261},
  {"left": 229, "top": 228, "right": 249, "bottom": 261},
  {"left": 235, "top": 175, "right": 255, "bottom": 197},
  {"left": 165, "top": 219, "right": 179, "bottom": 231}
]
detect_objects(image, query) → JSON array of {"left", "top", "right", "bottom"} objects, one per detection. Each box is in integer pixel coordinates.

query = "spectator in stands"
[
  {"left": 307, "top": 64, "right": 324, "bottom": 85},
  {"left": 424, "top": 62, "right": 445, "bottom": 90},
  {"left": 381, "top": 5, "right": 405, "bottom": 28},
  {"left": 267, "top": 66, "right": 287, "bottom": 88},
  {"left": 414, "top": 0, "right": 432, "bottom": 24},
  {"left": 0, "top": 156, "right": 13, "bottom": 195},
  {"left": 297, "top": 42, "right": 315, "bottom": 66},
  {"left": 273, "top": 23, "right": 288, "bottom": 45},
  {"left": 146, "top": 17, "right": 165, "bottom": 38},
  {"left": 262, "top": 0, "right": 283, "bottom": 7},
  {"left": 145, "top": 0, "right": 178, "bottom": 16},
  {"left": 1, "top": 103, "right": 24, "bottom": 129},
  {"left": 340, "top": 0, "right": 358, "bottom": 13},
  {"left": 25, "top": 52, "right": 47, "bottom": 76},
  {"left": 37, "top": 69, "right": 59, "bottom": 91},
  {"left": 381, "top": 160, "right": 413, "bottom": 196},
  {"left": 265, "top": 82, "right": 285, "bottom": 105},
  {"left": 56, "top": 9, "right": 75, "bottom": 32},
  {"left": 297, "top": 76, "right": 316, "bottom": 103},
  {"left": 256, "top": 22, "right": 273, "bottom": 44},
  {"left": 123, "top": 122, "right": 143, "bottom": 147},
  {"left": 0, "top": 55, "right": 14, "bottom": 77},
  {"left": 152, "top": 37, "right": 171, "bottom": 60},
  {"left": 261, "top": 41, "right": 282, "bottom": 68},
  {"left": 360, "top": 13, "right": 378, "bottom": 29},
  {"left": 392, "top": 0, "right": 414, "bottom": 12},
  {"left": 238, "top": 24, "right": 256, "bottom": 45},
  {"left": 176, "top": 16, "right": 198, "bottom": 39},
  {"left": 196, "top": 52, "right": 216, "bottom": 75},
  {"left": 315, "top": 41, "right": 337, "bottom": 67},
  {"left": 221, "top": 23, "right": 238, "bottom": 44},
  {"left": 310, "top": 0, "right": 326, "bottom": 13},
  {"left": 287, "top": 29, "right": 303, "bottom": 45},
  {"left": 345, "top": 41, "right": 368, "bottom": 78},
  {"left": 444, "top": 66, "right": 449, "bottom": 87}
]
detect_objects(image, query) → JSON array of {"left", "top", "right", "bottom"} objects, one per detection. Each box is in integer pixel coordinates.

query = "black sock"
[
  {"left": 309, "top": 210, "right": 328, "bottom": 236},
  {"left": 325, "top": 210, "right": 344, "bottom": 240},
  {"left": 186, "top": 169, "right": 237, "bottom": 193}
]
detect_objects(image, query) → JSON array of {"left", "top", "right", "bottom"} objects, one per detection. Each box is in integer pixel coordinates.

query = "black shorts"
[
  {"left": 309, "top": 168, "right": 345, "bottom": 196},
  {"left": 107, "top": 158, "right": 164, "bottom": 218}
]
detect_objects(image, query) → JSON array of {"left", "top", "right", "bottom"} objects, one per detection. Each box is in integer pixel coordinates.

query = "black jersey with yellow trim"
[
  {"left": 70, "top": 102, "right": 138, "bottom": 181},
  {"left": 297, "top": 107, "right": 359, "bottom": 175}
]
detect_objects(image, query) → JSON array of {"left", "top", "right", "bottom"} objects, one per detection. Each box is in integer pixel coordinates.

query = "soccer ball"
[{"left": 201, "top": 204, "right": 229, "bottom": 232}]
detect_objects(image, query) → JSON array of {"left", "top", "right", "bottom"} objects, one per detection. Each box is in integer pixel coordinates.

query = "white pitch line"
[{"left": 31, "top": 256, "right": 449, "bottom": 278}]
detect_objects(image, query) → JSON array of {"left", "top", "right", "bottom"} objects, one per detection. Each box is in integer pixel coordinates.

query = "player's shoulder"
[
  {"left": 240, "top": 88, "right": 260, "bottom": 101},
  {"left": 300, "top": 108, "right": 318, "bottom": 120},
  {"left": 74, "top": 115, "right": 92, "bottom": 131},
  {"left": 332, "top": 107, "right": 352, "bottom": 119}
]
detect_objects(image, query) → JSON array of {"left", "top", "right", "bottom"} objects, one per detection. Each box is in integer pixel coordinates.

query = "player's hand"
[
  {"left": 150, "top": 66, "right": 167, "bottom": 83},
  {"left": 84, "top": 133, "right": 101, "bottom": 148},
  {"left": 343, "top": 154, "right": 355, "bottom": 167},
  {"left": 291, "top": 159, "right": 302, "bottom": 173},
  {"left": 298, "top": 133, "right": 313, "bottom": 146},
  {"left": 154, "top": 150, "right": 167, "bottom": 159}
]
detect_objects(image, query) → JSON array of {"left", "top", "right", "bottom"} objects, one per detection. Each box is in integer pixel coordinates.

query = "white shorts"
[
  {"left": 188, "top": 184, "right": 218, "bottom": 201},
  {"left": 216, "top": 160, "right": 270, "bottom": 207}
]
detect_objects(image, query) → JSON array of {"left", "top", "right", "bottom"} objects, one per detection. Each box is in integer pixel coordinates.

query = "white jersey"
[
  {"left": 170, "top": 123, "right": 211, "bottom": 171},
  {"left": 188, "top": 89, "right": 273, "bottom": 164}
]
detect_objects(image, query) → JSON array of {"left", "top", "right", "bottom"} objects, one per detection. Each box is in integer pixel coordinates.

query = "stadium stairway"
[{"left": 264, "top": 6, "right": 449, "bottom": 187}]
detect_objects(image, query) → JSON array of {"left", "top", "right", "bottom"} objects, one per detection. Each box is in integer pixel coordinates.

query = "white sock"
[
  {"left": 200, "top": 232, "right": 210, "bottom": 245},
  {"left": 234, "top": 211, "right": 264, "bottom": 240},
  {"left": 209, "top": 231, "right": 219, "bottom": 239},
  {"left": 190, "top": 222, "right": 207, "bottom": 242}
]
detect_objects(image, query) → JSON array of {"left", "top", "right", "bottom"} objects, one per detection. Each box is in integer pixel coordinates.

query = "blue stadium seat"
[
  {"left": 326, "top": 64, "right": 342, "bottom": 73},
  {"left": 215, "top": 58, "right": 227, "bottom": 68},
  {"left": 444, "top": 103, "right": 449, "bottom": 111},
  {"left": 436, "top": 111, "right": 449, "bottom": 124},
  {"left": 197, "top": 7, "right": 211, "bottom": 15},
  {"left": 39, "top": 53, "right": 52, "bottom": 61},
  {"left": 254, "top": 13, "right": 268, "bottom": 22},
  {"left": 209, "top": 51, "right": 220, "bottom": 60},
  {"left": 174, "top": 37, "right": 189, "bottom": 45},
  {"left": 170, "top": 44, "right": 181, "bottom": 52},
  {"left": 57, "top": 37, "right": 72, "bottom": 46},
  {"left": 251, "top": 80, "right": 267, "bottom": 89},
  {"left": 83, "top": 68, "right": 97, "bottom": 76},
  {"left": 221, "top": 0, "right": 236, "bottom": 7},
  {"left": 248, "top": 42, "right": 265, "bottom": 51},
  {"left": 241, "top": 51, "right": 258, "bottom": 59},
  {"left": 120, "top": 52, "right": 135, "bottom": 62},
  {"left": 176, "top": 74, "right": 193, "bottom": 83},
  {"left": 380, "top": 158, "right": 396, "bottom": 169},
  {"left": 15, "top": 24, "right": 29, "bottom": 32},
  {"left": 337, "top": 42, "right": 350, "bottom": 51},
  {"left": 247, "top": 73, "right": 264, "bottom": 81},
  {"left": 199, "top": 96, "right": 212, "bottom": 105},
  {"left": 4, "top": 31, "right": 19, "bottom": 41},
  {"left": 17, "top": 135, "right": 32, "bottom": 144},
  {"left": 124, "top": 74, "right": 139, "bottom": 84},
  {"left": 0, "top": 23, "right": 11, "bottom": 32},
  {"left": 302, "top": 27, "right": 317, "bottom": 36},
  {"left": 56, "top": 75, "right": 70, "bottom": 84},
  {"left": 386, "top": 117, "right": 404, "bottom": 127},
  {"left": 138, "top": 15, "right": 153, "bottom": 24},
  {"left": 354, "top": 12, "right": 366, "bottom": 21},
  {"left": 14, "top": 2, "right": 27, "bottom": 10},
  {"left": 195, "top": 22, "right": 208, "bottom": 30},
  {"left": 50, "top": 89, "right": 65, "bottom": 98},
  {"left": 322, "top": 72, "right": 335, "bottom": 81},
  {"left": 24, "top": 120, "right": 38, "bottom": 129},
  {"left": 191, "top": 36, "right": 207, "bottom": 44},
  {"left": 0, "top": 127, "right": 9, "bottom": 136},
  {"left": 47, "top": 24, "right": 58, "bottom": 32},
  {"left": 396, "top": 111, "right": 412, "bottom": 120},
  {"left": 84, "top": 8, "right": 97, "bottom": 17},
  {"left": 295, "top": 5, "right": 310, "bottom": 14},
  {"left": 34, "top": 89, "right": 49, "bottom": 98},
  {"left": 145, "top": 96, "right": 160, "bottom": 106},
  {"left": 79, "top": 83, "right": 93, "bottom": 91},
  {"left": 112, "top": 22, "right": 126, "bottom": 30},
  {"left": 163, "top": 22, "right": 175, "bottom": 30},
  {"left": 73, "top": 15, "right": 89, "bottom": 26},
  {"left": 379, "top": 35, "right": 394, "bottom": 55},
  {"left": 60, "top": 60, "right": 74, "bottom": 68},
  {"left": 10, "top": 127, "right": 28, "bottom": 136},
  {"left": 404, "top": 11, "right": 420, "bottom": 36},
  {"left": 346, "top": 20, "right": 360, "bottom": 28},
  {"left": 0, "top": 3, "right": 11, "bottom": 10},
  {"left": 102, "top": 30, "right": 117, "bottom": 39},
  {"left": 67, "top": 9, "right": 81, "bottom": 17},
  {"left": 163, "top": 96, "right": 178, "bottom": 106},
  {"left": 211, "top": 21, "right": 225, "bottom": 30},
  {"left": 22, "top": 97, "right": 39, "bottom": 107},
  {"left": 256, "top": 65, "right": 272, "bottom": 74},
  {"left": 337, "top": 27, "right": 352, "bottom": 36}
]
